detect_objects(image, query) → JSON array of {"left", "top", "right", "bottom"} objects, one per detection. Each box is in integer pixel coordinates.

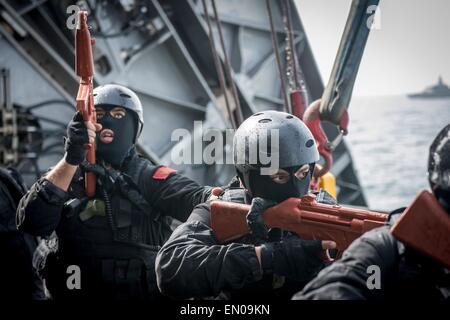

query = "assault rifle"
[
  {"left": 75, "top": 11, "right": 96, "bottom": 197},
  {"left": 211, "top": 193, "right": 388, "bottom": 258}
]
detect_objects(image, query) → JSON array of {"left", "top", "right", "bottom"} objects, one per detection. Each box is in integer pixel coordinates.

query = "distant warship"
[{"left": 408, "top": 76, "right": 450, "bottom": 99}]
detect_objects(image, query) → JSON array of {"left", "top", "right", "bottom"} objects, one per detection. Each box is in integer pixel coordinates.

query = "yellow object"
[
  {"left": 79, "top": 199, "right": 105, "bottom": 221},
  {"left": 318, "top": 172, "right": 337, "bottom": 200}
]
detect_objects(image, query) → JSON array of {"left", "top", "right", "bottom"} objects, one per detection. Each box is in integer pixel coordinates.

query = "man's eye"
[
  {"left": 96, "top": 112, "right": 105, "bottom": 119},
  {"left": 296, "top": 172, "right": 307, "bottom": 180},
  {"left": 271, "top": 174, "right": 290, "bottom": 184},
  {"left": 294, "top": 168, "right": 309, "bottom": 180},
  {"left": 113, "top": 113, "right": 124, "bottom": 119}
]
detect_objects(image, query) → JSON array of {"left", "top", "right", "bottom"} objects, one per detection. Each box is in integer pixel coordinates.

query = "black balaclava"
[
  {"left": 245, "top": 164, "right": 314, "bottom": 203},
  {"left": 96, "top": 105, "right": 136, "bottom": 169}
]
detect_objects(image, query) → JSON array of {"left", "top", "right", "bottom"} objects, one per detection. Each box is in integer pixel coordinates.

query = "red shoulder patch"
[{"left": 152, "top": 166, "right": 176, "bottom": 180}]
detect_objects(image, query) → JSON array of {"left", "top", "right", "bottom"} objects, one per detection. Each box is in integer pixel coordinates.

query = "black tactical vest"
[{"left": 45, "top": 155, "right": 172, "bottom": 301}]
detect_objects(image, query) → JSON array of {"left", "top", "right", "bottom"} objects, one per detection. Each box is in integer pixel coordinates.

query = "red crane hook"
[{"left": 303, "top": 99, "right": 348, "bottom": 178}]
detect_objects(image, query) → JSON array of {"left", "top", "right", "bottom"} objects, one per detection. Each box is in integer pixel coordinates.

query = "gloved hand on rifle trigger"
[
  {"left": 246, "top": 197, "right": 277, "bottom": 241},
  {"left": 64, "top": 112, "right": 102, "bottom": 166},
  {"left": 260, "top": 233, "right": 335, "bottom": 283}
]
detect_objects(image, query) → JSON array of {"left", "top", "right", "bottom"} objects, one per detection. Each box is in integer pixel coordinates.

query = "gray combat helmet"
[
  {"left": 233, "top": 110, "right": 319, "bottom": 175},
  {"left": 93, "top": 84, "right": 144, "bottom": 142}
]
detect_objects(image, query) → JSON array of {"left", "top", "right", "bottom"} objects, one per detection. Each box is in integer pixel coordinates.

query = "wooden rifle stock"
[
  {"left": 391, "top": 190, "right": 450, "bottom": 269},
  {"left": 75, "top": 11, "right": 96, "bottom": 197},
  {"left": 210, "top": 194, "right": 388, "bottom": 257}
]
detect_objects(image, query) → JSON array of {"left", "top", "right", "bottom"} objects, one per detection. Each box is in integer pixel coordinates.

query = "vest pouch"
[
  {"left": 99, "top": 258, "right": 141, "bottom": 300},
  {"left": 100, "top": 254, "right": 160, "bottom": 301},
  {"left": 61, "top": 196, "right": 109, "bottom": 233},
  {"left": 143, "top": 249, "right": 161, "bottom": 300},
  {"left": 115, "top": 198, "right": 133, "bottom": 242},
  {"left": 63, "top": 197, "right": 88, "bottom": 219}
]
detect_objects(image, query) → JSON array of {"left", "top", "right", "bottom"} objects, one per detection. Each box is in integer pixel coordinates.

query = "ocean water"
[{"left": 345, "top": 95, "right": 450, "bottom": 211}]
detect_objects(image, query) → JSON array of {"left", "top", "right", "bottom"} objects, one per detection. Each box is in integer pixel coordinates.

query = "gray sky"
[{"left": 296, "top": 0, "right": 450, "bottom": 96}]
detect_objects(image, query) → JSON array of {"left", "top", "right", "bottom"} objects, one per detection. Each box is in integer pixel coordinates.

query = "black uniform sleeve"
[
  {"left": 141, "top": 166, "right": 211, "bottom": 222},
  {"left": 293, "top": 226, "right": 400, "bottom": 300},
  {"left": 156, "top": 202, "right": 263, "bottom": 299},
  {"left": 16, "top": 178, "right": 68, "bottom": 237}
]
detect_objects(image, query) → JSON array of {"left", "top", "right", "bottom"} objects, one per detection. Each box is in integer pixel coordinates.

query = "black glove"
[
  {"left": 246, "top": 197, "right": 276, "bottom": 241},
  {"left": 260, "top": 234, "right": 324, "bottom": 282},
  {"left": 64, "top": 112, "right": 89, "bottom": 166}
]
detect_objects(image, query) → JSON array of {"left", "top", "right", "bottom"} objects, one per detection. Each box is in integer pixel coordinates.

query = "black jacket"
[
  {"left": 0, "top": 167, "right": 45, "bottom": 301},
  {"left": 156, "top": 189, "right": 325, "bottom": 300}
]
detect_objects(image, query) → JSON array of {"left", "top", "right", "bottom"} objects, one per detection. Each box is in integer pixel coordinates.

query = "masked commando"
[
  {"left": 294, "top": 124, "right": 450, "bottom": 300},
  {"left": 17, "top": 84, "right": 212, "bottom": 301},
  {"left": 156, "top": 110, "right": 335, "bottom": 300}
]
